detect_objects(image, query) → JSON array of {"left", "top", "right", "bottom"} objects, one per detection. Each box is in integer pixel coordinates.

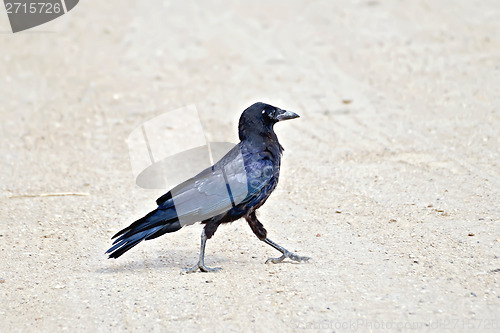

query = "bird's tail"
[{"left": 106, "top": 208, "right": 181, "bottom": 259}]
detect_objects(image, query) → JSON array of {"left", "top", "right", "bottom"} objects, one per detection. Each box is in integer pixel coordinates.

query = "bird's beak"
[{"left": 275, "top": 109, "right": 300, "bottom": 121}]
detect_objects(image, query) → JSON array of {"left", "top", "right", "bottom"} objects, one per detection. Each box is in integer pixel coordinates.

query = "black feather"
[{"left": 106, "top": 102, "right": 299, "bottom": 261}]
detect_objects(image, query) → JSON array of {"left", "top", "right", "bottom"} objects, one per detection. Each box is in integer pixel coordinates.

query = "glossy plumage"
[{"left": 106, "top": 102, "right": 309, "bottom": 272}]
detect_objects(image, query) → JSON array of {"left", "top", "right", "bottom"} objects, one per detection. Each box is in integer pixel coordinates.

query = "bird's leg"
[
  {"left": 245, "top": 211, "right": 311, "bottom": 264},
  {"left": 263, "top": 237, "right": 311, "bottom": 264},
  {"left": 182, "top": 229, "right": 221, "bottom": 273},
  {"left": 246, "top": 212, "right": 310, "bottom": 264}
]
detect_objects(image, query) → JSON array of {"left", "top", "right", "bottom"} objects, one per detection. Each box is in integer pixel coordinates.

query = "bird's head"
[
  {"left": 238, "top": 102, "right": 299, "bottom": 140},
  {"left": 260, "top": 103, "right": 300, "bottom": 123}
]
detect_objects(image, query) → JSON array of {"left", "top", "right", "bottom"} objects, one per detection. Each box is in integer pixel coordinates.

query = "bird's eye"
[{"left": 261, "top": 110, "right": 265, "bottom": 114}]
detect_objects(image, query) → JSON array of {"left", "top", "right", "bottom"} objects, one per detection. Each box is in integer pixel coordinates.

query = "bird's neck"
[
  {"left": 242, "top": 129, "right": 283, "bottom": 156},
  {"left": 239, "top": 118, "right": 284, "bottom": 155}
]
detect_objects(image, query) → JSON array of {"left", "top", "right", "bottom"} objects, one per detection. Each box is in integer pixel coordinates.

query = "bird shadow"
[{"left": 95, "top": 249, "right": 238, "bottom": 274}]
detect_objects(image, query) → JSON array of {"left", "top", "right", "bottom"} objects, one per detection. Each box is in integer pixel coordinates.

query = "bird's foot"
[
  {"left": 265, "top": 251, "right": 311, "bottom": 264},
  {"left": 181, "top": 262, "right": 222, "bottom": 274}
]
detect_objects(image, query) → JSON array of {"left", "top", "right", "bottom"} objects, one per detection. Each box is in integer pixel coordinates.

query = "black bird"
[{"left": 106, "top": 102, "right": 310, "bottom": 272}]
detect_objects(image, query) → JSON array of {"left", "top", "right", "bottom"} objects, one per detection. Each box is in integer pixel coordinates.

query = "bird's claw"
[
  {"left": 181, "top": 263, "right": 222, "bottom": 274},
  {"left": 199, "top": 265, "right": 222, "bottom": 273},
  {"left": 265, "top": 251, "right": 311, "bottom": 264}
]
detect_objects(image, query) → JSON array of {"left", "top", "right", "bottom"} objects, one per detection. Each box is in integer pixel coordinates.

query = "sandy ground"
[{"left": 1, "top": 1, "right": 500, "bottom": 332}]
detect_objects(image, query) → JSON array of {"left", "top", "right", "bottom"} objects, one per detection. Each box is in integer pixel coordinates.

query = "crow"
[{"left": 106, "top": 102, "right": 310, "bottom": 273}]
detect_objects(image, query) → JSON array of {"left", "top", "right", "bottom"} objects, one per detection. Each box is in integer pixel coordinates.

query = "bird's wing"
[
  {"left": 155, "top": 146, "right": 275, "bottom": 226},
  {"left": 231, "top": 152, "right": 276, "bottom": 205}
]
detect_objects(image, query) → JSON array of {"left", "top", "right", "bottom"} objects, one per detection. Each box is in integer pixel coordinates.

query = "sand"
[{"left": 1, "top": 1, "right": 499, "bottom": 332}]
